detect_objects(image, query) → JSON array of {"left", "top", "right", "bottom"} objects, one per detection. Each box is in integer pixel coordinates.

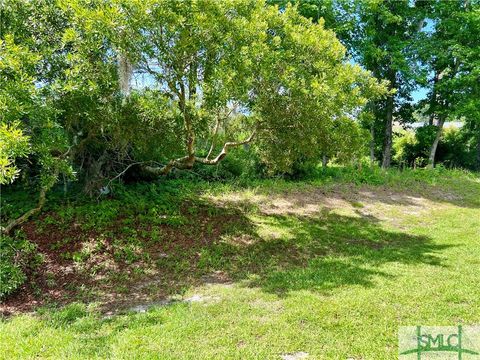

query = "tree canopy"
[
  {"left": 1, "top": 0, "right": 479, "bottom": 234},
  {"left": 1, "top": 0, "right": 387, "bottom": 233}
]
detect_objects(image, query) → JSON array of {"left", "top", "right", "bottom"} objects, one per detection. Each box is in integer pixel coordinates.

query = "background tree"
[
  {"left": 270, "top": 0, "right": 426, "bottom": 168},
  {"left": 346, "top": 0, "right": 425, "bottom": 168},
  {"left": 418, "top": 0, "right": 480, "bottom": 167}
]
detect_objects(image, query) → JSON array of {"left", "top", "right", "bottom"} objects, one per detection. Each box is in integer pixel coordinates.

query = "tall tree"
[
  {"left": 419, "top": 0, "right": 480, "bottom": 167},
  {"left": 274, "top": 0, "right": 425, "bottom": 168},
  {"left": 346, "top": 1, "right": 424, "bottom": 168}
]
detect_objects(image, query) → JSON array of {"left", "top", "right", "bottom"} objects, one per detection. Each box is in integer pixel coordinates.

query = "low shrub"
[{"left": 0, "top": 234, "right": 41, "bottom": 299}]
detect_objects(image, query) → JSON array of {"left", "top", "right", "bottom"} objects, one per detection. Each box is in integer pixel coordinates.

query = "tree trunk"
[
  {"left": 429, "top": 71, "right": 440, "bottom": 126},
  {"left": 381, "top": 92, "right": 394, "bottom": 169},
  {"left": 118, "top": 53, "right": 132, "bottom": 97},
  {"left": 370, "top": 123, "right": 375, "bottom": 165},
  {"left": 177, "top": 81, "right": 195, "bottom": 167},
  {"left": 428, "top": 115, "right": 446, "bottom": 168},
  {"left": 476, "top": 131, "right": 480, "bottom": 171},
  {"left": 322, "top": 155, "right": 328, "bottom": 168}
]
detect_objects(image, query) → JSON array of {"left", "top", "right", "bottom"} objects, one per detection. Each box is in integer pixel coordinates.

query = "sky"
[{"left": 411, "top": 87, "right": 428, "bottom": 104}]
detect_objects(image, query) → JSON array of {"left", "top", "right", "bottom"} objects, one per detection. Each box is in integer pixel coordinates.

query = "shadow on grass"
[
  {"left": 196, "top": 208, "right": 452, "bottom": 296},
  {"left": 2, "top": 188, "right": 455, "bottom": 314}
]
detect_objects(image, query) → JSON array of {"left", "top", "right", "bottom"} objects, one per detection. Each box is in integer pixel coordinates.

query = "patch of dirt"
[
  {"left": 209, "top": 184, "right": 437, "bottom": 223},
  {"left": 1, "top": 204, "right": 245, "bottom": 316},
  {"left": 281, "top": 352, "right": 309, "bottom": 360},
  {"left": 201, "top": 270, "right": 232, "bottom": 285},
  {"left": 1, "top": 217, "right": 97, "bottom": 315}
]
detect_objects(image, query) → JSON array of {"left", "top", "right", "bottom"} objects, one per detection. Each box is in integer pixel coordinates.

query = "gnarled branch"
[
  {"left": 142, "top": 155, "right": 192, "bottom": 176},
  {"left": 142, "top": 131, "right": 256, "bottom": 176},
  {"left": 196, "top": 131, "right": 256, "bottom": 165},
  {"left": 206, "top": 116, "right": 221, "bottom": 160},
  {"left": 1, "top": 167, "right": 59, "bottom": 235}
]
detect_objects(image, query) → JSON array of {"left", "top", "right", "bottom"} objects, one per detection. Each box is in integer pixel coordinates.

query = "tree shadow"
[
  {"left": 2, "top": 191, "right": 455, "bottom": 314},
  {"left": 197, "top": 208, "right": 452, "bottom": 296}
]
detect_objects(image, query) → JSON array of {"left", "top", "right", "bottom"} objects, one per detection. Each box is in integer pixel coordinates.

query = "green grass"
[{"left": 1, "top": 167, "right": 480, "bottom": 359}]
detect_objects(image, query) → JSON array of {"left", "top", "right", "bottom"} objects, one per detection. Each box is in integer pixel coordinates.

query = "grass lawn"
[{"left": 1, "top": 167, "right": 480, "bottom": 359}]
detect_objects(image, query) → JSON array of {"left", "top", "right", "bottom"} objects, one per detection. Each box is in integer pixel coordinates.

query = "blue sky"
[{"left": 411, "top": 87, "right": 428, "bottom": 103}]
